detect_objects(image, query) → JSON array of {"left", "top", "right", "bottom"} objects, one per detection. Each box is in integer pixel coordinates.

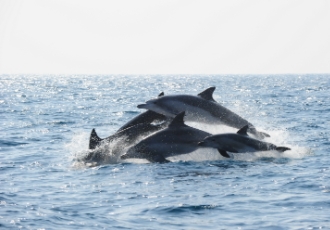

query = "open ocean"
[{"left": 1, "top": 74, "right": 329, "bottom": 229}]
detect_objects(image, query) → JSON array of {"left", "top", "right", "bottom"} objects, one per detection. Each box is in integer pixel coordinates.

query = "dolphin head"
[
  {"left": 137, "top": 97, "right": 177, "bottom": 118},
  {"left": 198, "top": 136, "right": 221, "bottom": 148},
  {"left": 137, "top": 98, "right": 157, "bottom": 110}
]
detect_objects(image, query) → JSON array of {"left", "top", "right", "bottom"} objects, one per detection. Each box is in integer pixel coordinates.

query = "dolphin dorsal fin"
[
  {"left": 169, "top": 111, "right": 186, "bottom": 128},
  {"left": 198, "top": 87, "right": 216, "bottom": 102},
  {"left": 237, "top": 125, "right": 249, "bottom": 136},
  {"left": 158, "top": 92, "right": 164, "bottom": 97},
  {"left": 89, "top": 128, "right": 103, "bottom": 149}
]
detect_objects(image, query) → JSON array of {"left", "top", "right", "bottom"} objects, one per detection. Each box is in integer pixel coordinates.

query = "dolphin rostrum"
[
  {"left": 137, "top": 87, "right": 269, "bottom": 139},
  {"left": 198, "top": 125, "right": 290, "bottom": 158},
  {"left": 120, "top": 111, "right": 211, "bottom": 163}
]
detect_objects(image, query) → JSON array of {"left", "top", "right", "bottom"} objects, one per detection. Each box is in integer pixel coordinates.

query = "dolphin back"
[{"left": 117, "top": 110, "right": 167, "bottom": 132}]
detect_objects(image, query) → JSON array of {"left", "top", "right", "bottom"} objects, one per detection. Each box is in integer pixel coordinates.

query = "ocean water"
[{"left": 0, "top": 74, "right": 329, "bottom": 229}]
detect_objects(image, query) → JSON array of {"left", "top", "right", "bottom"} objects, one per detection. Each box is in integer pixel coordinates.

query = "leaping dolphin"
[
  {"left": 89, "top": 122, "right": 168, "bottom": 150},
  {"left": 117, "top": 88, "right": 215, "bottom": 132},
  {"left": 120, "top": 111, "right": 211, "bottom": 163},
  {"left": 198, "top": 125, "right": 290, "bottom": 158},
  {"left": 84, "top": 122, "right": 169, "bottom": 163},
  {"left": 137, "top": 87, "right": 269, "bottom": 139}
]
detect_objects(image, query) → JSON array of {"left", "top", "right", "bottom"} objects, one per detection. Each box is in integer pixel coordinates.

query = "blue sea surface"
[{"left": 0, "top": 75, "right": 329, "bottom": 229}]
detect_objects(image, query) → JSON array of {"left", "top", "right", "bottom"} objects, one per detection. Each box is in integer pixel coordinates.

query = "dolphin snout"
[{"left": 137, "top": 104, "right": 147, "bottom": 109}]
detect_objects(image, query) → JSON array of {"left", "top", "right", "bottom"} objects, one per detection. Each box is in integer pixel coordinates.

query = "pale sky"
[{"left": 0, "top": 0, "right": 329, "bottom": 75}]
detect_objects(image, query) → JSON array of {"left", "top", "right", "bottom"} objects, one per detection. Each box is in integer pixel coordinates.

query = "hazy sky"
[{"left": 0, "top": 0, "right": 329, "bottom": 75}]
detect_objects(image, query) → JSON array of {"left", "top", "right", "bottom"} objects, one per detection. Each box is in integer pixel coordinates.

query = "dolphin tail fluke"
[
  {"left": 89, "top": 129, "right": 103, "bottom": 150},
  {"left": 275, "top": 146, "right": 291, "bottom": 152},
  {"left": 218, "top": 149, "right": 230, "bottom": 158}
]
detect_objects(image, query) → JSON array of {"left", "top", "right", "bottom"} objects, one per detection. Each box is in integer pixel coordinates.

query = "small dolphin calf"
[
  {"left": 121, "top": 111, "right": 211, "bottom": 163},
  {"left": 198, "top": 125, "right": 290, "bottom": 158},
  {"left": 137, "top": 87, "right": 269, "bottom": 139}
]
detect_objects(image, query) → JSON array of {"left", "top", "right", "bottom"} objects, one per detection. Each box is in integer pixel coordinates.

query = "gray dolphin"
[
  {"left": 198, "top": 125, "right": 290, "bottom": 158},
  {"left": 118, "top": 88, "right": 215, "bottom": 132},
  {"left": 137, "top": 87, "right": 269, "bottom": 139},
  {"left": 85, "top": 92, "right": 169, "bottom": 162},
  {"left": 89, "top": 122, "right": 167, "bottom": 150},
  {"left": 120, "top": 111, "right": 211, "bottom": 163},
  {"left": 85, "top": 122, "right": 168, "bottom": 163}
]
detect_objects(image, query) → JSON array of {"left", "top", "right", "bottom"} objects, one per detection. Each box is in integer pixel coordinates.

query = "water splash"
[{"left": 66, "top": 121, "right": 309, "bottom": 167}]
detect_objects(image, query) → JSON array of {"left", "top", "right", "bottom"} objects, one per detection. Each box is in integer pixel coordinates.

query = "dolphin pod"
[
  {"left": 87, "top": 88, "right": 216, "bottom": 150},
  {"left": 88, "top": 92, "right": 170, "bottom": 150},
  {"left": 85, "top": 87, "right": 290, "bottom": 164}
]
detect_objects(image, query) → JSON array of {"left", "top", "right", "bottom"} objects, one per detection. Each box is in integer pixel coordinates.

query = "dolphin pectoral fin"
[
  {"left": 137, "top": 104, "right": 147, "bottom": 109},
  {"left": 153, "top": 157, "right": 170, "bottom": 163},
  {"left": 237, "top": 125, "right": 249, "bottom": 136},
  {"left": 89, "top": 129, "right": 103, "bottom": 149},
  {"left": 218, "top": 149, "right": 230, "bottom": 158},
  {"left": 275, "top": 146, "right": 291, "bottom": 152}
]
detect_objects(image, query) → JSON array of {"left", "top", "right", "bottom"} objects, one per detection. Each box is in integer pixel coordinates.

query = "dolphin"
[
  {"left": 120, "top": 111, "right": 211, "bottom": 163},
  {"left": 117, "top": 92, "right": 167, "bottom": 132},
  {"left": 137, "top": 87, "right": 269, "bottom": 139},
  {"left": 85, "top": 122, "right": 168, "bottom": 163},
  {"left": 198, "top": 125, "right": 290, "bottom": 158},
  {"left": 117, "top": 88, "right": 214, "bottom": 132},
  {"left": 89, "top": 122, "right": 168, "bottom": 150}
]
